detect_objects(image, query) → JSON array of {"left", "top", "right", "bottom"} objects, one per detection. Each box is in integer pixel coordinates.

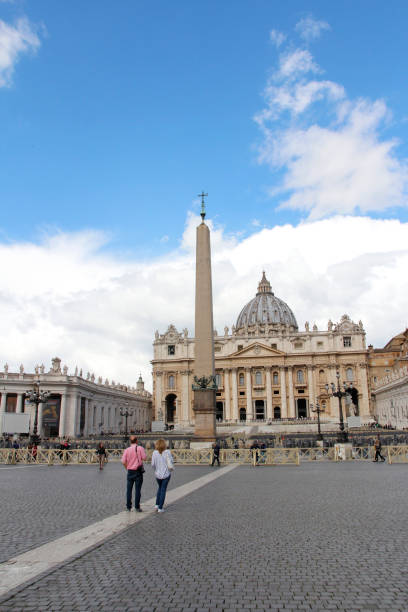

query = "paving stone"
[{"left": 1, "top": 463, "right": 408, "bottom": 611}]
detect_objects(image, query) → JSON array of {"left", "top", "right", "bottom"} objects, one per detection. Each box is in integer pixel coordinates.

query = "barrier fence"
[{"left": 1, "top": 446, "right": 408, "bottom": 466}]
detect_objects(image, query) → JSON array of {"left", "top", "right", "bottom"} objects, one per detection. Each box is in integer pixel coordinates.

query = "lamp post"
[
  {"left": 310, "top": 399, "right": 325, "bottom": 442},
  {"left": 325, "top": 372, "right": 352, "bottom": 443},
  {"left": 25, "top": 380, "right": 51, "bottom": 446},
  {"left": 120, "top": 402, "right": 133, "bottom": 440}
]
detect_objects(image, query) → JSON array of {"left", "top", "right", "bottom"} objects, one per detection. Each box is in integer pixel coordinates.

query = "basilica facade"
[{"left": 152, "top": 273, "right": 372, "bottom": 428}]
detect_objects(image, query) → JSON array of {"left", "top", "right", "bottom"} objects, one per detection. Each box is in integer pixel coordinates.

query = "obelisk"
[{"left": 191, "top": 192, "right": 216, "bottom": 445}]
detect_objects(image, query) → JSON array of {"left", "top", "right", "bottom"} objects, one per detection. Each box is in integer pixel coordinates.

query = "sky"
[{"left": 1, "top": 0, "right": 408, "bottom": 389}]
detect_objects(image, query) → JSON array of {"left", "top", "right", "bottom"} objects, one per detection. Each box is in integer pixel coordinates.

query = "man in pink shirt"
[{"left": 121, "top": 436, "right": 147, "bottom": 512}]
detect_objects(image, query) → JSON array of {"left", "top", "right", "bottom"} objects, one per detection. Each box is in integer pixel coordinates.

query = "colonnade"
[{"left": 0, "top": 390, "right": 152, "bottom": 438}]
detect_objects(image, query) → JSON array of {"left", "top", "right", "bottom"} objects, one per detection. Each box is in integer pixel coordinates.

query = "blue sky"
[
  {"left": 2, "top": 1, "right": 408, "bottom": 253},
  {"left": 1, "top": 1, "right": 408, "bottom": 385}
]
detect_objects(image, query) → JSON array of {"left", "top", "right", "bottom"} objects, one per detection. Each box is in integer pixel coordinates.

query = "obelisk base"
[{"left": 193, "top": 388, "right": 216, "bottom": 444}]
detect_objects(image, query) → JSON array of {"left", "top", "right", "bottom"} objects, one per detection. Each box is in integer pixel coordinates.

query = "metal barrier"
[
  {"left": 299, "top": 447, "right": 335, "bottom": 462},
  {"left": 1, "top": 446, "right": 408, "bottom": 465}
]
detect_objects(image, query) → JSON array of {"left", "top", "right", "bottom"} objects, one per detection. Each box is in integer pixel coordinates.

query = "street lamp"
[
  {"left": 120, "top": 402, "right": 133, "bottom": 440},
  {"left": 325, "top": 372, "right": 352, "bottom": 443},
  {"left": 25, "top": 380, "right": 51, "bottom": 446},
  {"left": 310, "top": 399, "right": 325, "bottom": 441}
]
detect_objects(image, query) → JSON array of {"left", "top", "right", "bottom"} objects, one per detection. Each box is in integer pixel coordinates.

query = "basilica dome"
[{"left": 235, "top": 272, "right": 298, "bottom": 331}]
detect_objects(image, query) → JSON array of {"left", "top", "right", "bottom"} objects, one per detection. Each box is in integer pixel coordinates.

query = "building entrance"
[
  {"left": 216, "top": 401, "right": 224, "bottom": 421},
  {"left": 296, "top": 398, "right": 308, "bottom": 418},
  {"left": 166, "top": 394, "right": 177, "bottom": 423},
  {"left": 255, "top": 400, "right": 265, "bottom": 420},
  {"left": 274, "top": 406, "right": 281, "bottom": 419},
  {"left": 239, "top": 407, "right": 246, "bottom": 421}
]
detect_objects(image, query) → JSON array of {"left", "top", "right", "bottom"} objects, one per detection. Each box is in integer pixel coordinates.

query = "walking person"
[
  {"left": 151, "top": 439, "right": 174, "bottom": 513},
  {"left": 96, "top": 442, "right": 107, "bottom": 470},
  {"left": 373, "top": 435, "right": 386, "bottom": 462},
  {"left": 121, "top": 436, "right": 146, "bottom": 512},
  {"left": 211, "top": 441, "right": 221, "bottom": 466}
]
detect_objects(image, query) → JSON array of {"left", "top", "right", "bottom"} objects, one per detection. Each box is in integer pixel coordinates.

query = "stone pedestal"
[
  {"left": 335, "top": 442, "right": 353, "bottom": 461},
  {"left": 193, "top": 388, "right": 216, "bottom": 442},
  {"left": 151, "top": 420, "right": 165, "bottom": 433}
]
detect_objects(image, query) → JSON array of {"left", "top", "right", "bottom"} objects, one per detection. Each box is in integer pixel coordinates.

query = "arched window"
[
  {"left": 319, "top": 369, "right": 325, "bottom": 382},
  {"left": 215, "top": 373, "right": 221, "bottom": 387},
  {"left": 297, "top": 370, "right": 304, "bottom": 383},
  {"left": 273, "top": 371, "right": 279, "bottom": 385},
  {"left": 168, "top": 375, "right": 175, "bottom": 389},
  {"left": 346, "top": 367, "right": 353, "bottom": 382},
  {"left": 239, "top": 373, "right": 245, "bottom": 385},
  {"left": 255, "top": 371, "right": 262, "bottom": 385}
]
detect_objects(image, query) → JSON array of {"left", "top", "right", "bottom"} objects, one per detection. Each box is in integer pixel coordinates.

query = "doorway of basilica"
[
  {"left": 255, "top": 400, "right": 265, "bottom": 420},
  {"left": 166, "top": 394, "right": 177, "bottom": 423},
  {"left": 296, "top": 398, "right": 308, "bottom": 418},
  {"left": 216, "top": 401, "right": 224, "bottom": 421}
]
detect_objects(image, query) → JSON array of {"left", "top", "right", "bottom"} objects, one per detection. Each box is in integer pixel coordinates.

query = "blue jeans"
[
  {"left": 127, "top": 469, "right": 143, "bottom": 509},
  {"left": 156, "top": 475, "right": 171, "bottom": 509}
]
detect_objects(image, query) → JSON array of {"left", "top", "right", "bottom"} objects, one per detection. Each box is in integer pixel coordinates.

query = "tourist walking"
[
  {"left": 211, "top": 441, "right": 221, "bottom": 466},
  {"left": 96, "top": 442, "right": 107, "bottom": 470},
  {"left": 151, "top": 439, "right": 174, "bottom": 513},
  {"left": 373, "top": 435, "right": 386, "bottom": 462},
  {"left": 121, "top": 436, "right": 147, "bottom": 512}
]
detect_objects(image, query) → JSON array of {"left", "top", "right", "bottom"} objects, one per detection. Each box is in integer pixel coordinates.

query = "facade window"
[
  {"left": 343, "top": 336, "right": 352, "bottom": 347},
  {"left": 294, "top": 342, "right": 303, "bottom": 349},
  {"left": 273, "top": 371, "right": 278, "bottom": 385},
  {"left": 237, "top": 344, "right": 243, "bottom": 351},
  {"left": 271, "top": 343, "right": 277, "bottom": 349},
  {"left": 319, "top": 369, "right": 325, "bottom": 382},
  {"left": 239, "top": 391, "right": 245, "bottom": 396},
  {"left": 255, "top": 371, "right": 262, "bottom": 385},
  {"left": 346, "top": 367, "right": 353, "bottom": 381},
  {"left": 239, "top": 373, "right": 245, "bottom": 385},
  {"left": 168, "top": 375, "right": 175, "bottom": 389},
  {"left": 317, "top": 341, "right": 323, "bottom": 347},
  {"left": 215, "top": 373, "right": 221, "bottom": 387},
  {"left": 297, "top": 370, "right": 304, "bottom": 383},
  {"left": 168, "top": 345, "right": 175, "bottom": 355},
  {"left": 273, "top": 390, "right": 279, "bottom": 395}
]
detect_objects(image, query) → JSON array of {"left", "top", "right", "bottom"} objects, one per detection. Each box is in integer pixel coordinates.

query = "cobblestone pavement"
[
  {"left": 2, "top": 463, "right": 408, "bottom": 611},
  {"left": 0, "top": 463, "right": 213, "bottom": 562}
]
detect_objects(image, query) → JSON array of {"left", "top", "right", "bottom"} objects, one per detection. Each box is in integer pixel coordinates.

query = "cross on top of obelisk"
[{"left": 198, "top": 191, "right": 208, "bottom": 221}]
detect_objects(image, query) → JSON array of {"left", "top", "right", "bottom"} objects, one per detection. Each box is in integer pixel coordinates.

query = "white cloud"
[
  {"left": 295, "top": 16, "right": 330, "bottom": 42},
  {"left": 255, "top": 29, "right": 408, "bottom": 218},
  {"left": 0, "top": 17, "right": 41, "bottom": 87},
  {"left": 270, "top": 29, "right": 286, "bottom": 48},
  {"left": 1, "top": 215, "right": 408, "bottom": 390},
  {"left": 278, "top": 48, "right": 320, "bottom": 78}
]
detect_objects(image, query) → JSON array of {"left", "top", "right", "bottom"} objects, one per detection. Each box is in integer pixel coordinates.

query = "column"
[
  {"left": 307, "top": 366, "right": 315, "bottom": 408},
  {"left": 69, "top": 394, "right": 79, "bottom": 437},
  {"left": 0, "top": 392, "right": 7, "bottom": 435},
  {"left": 59, "top": 394, "right": 67, "bottom": 437},
  {"left": 224, "top": 369, "right": 231, "bottom": 422},
  {"left": 246, "top": 368, "right": 253, "bottom": 421},
  {"left": 155, "top": 372, "right": 163, "bottom": 420},
  {"left": 16, "top": 393, "right": 24, "bottom": 414},
  {"left": 84, "top": 398, "right": 90, "bottom": 436},
  {"left": 280, "top": 367, "right": 288, "bottom": 418},
  {"left": 181, "top": 371, "right": 190, "bottom": 425},
  {"left": 265, "top": 367, "right": 273, "bottom": 420},
  {"left": 358, "top": 363, "right": 370, "bottom": 418},
  {"left": 329, "top": 366, "right": 338, "bottom": 418},
  {"left": 231, "top": 369, "right": 238, "bottom": 421},
  {"left": 287, "top": 367, "right": 295, "bottom": 418},
  {"left": 38, "top": 402, "right": 44, "bottom": 436}
]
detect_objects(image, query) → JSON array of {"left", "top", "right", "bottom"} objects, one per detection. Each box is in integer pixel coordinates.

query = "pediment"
[{"left": 229, "top": 343, "right": 285, "bottom": 358}]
